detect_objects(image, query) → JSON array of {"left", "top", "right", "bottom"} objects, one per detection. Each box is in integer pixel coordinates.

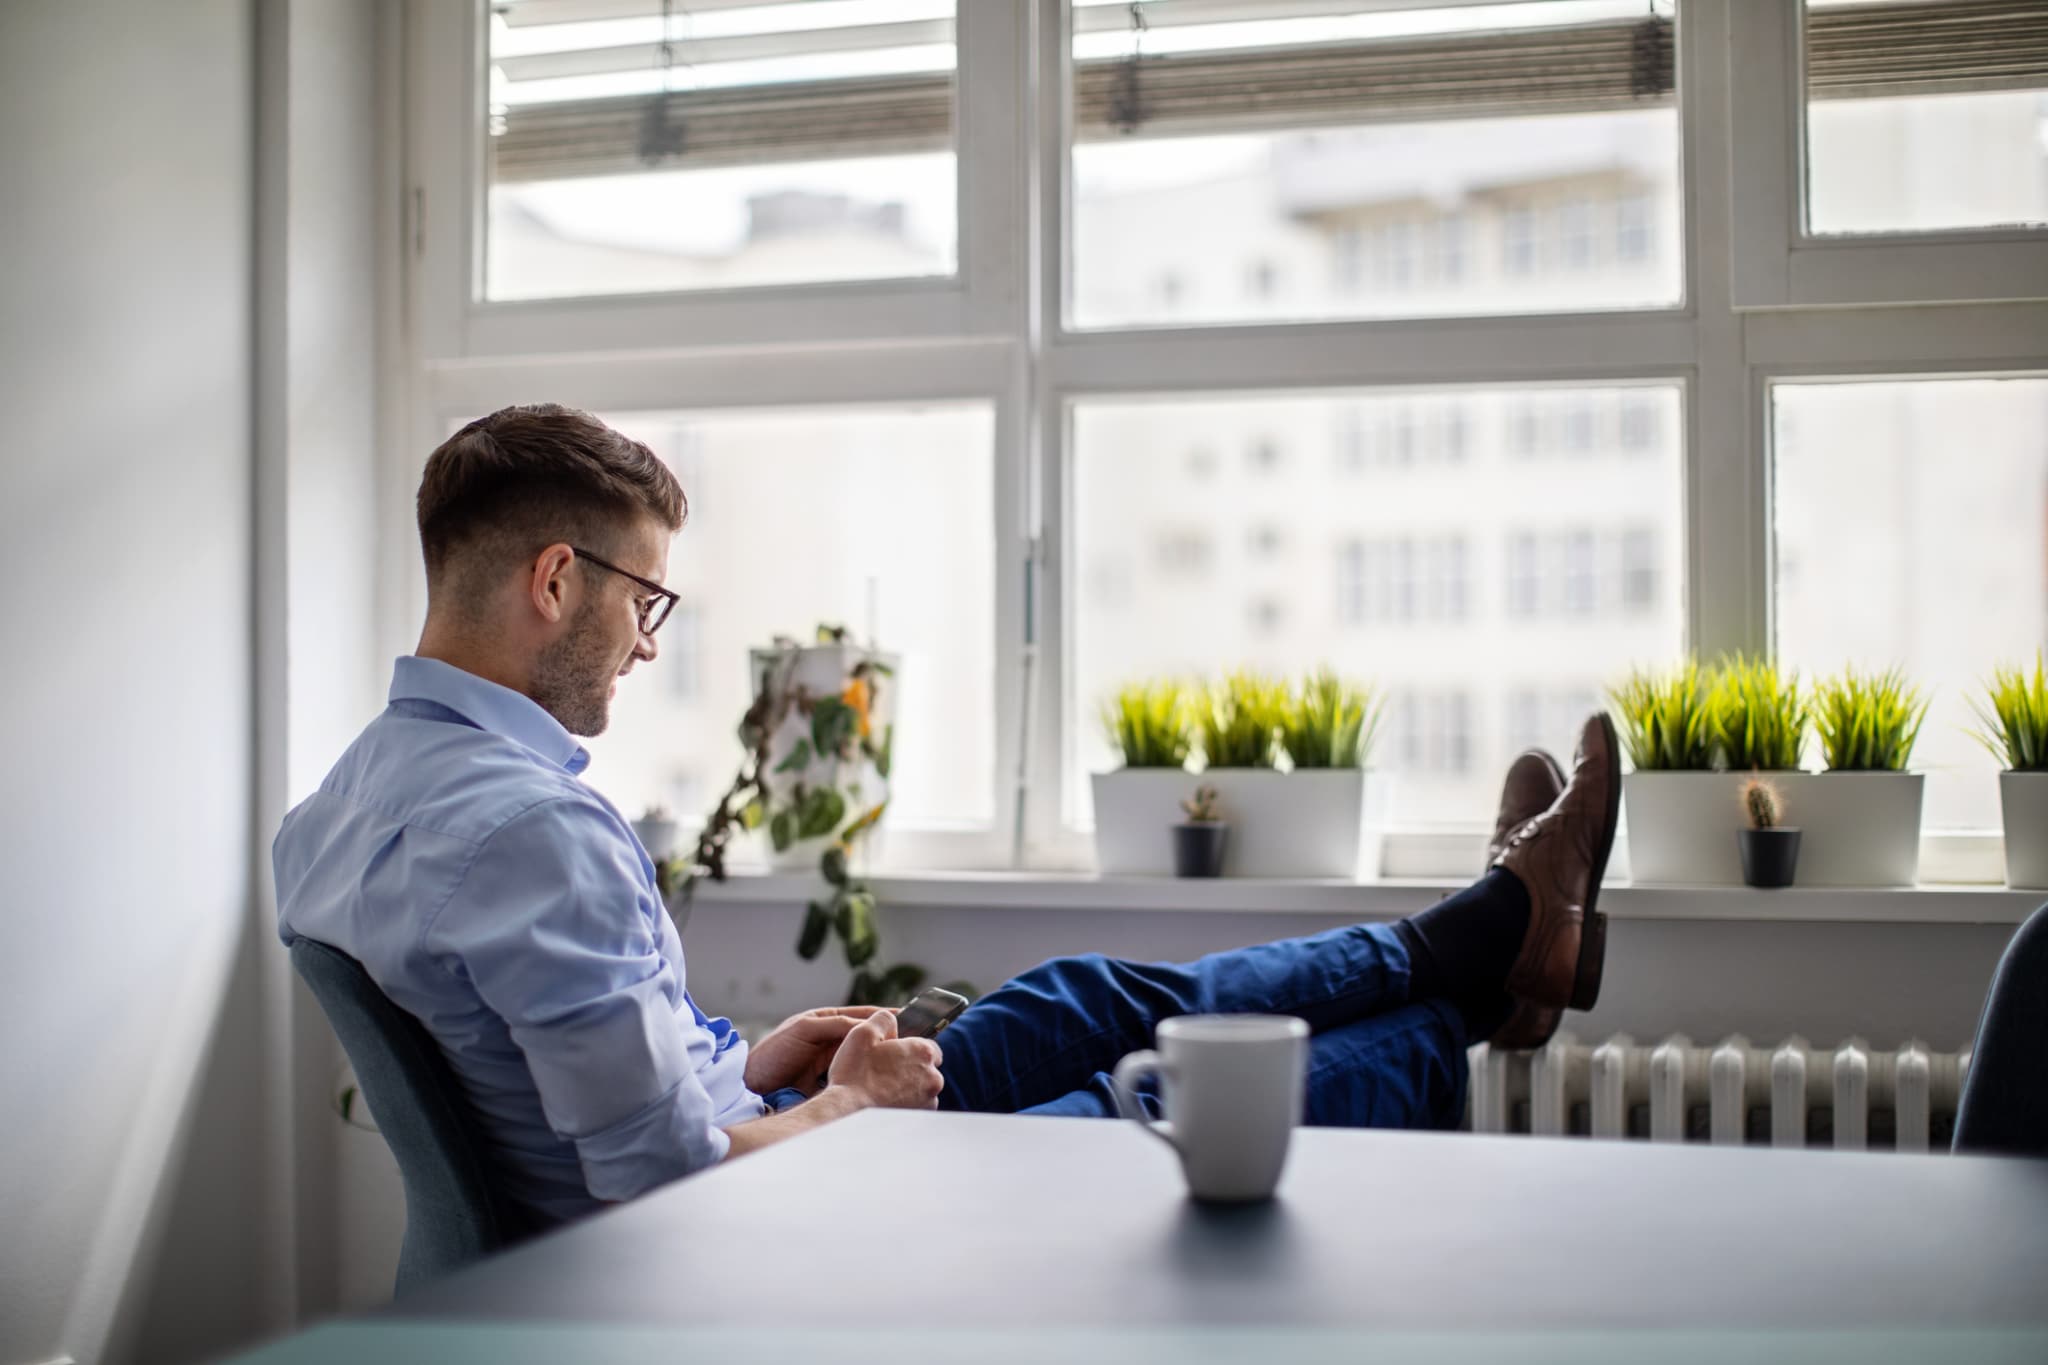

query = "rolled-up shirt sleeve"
[{"left": 425, "top": 796, "right": 729, "bottom": 1200}]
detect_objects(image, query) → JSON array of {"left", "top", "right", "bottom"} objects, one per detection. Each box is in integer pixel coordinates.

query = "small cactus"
[
  {"left": 1741, "top": 777, "right": 1782, "bottom": 831},
  {"left": 1181, "top": 784, "right": 1223, "bottom": 823}
]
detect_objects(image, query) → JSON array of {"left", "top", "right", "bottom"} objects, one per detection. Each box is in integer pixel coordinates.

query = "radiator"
[{"left": 1466, "top": 1034, "right": 1972, "bottom": 1152}]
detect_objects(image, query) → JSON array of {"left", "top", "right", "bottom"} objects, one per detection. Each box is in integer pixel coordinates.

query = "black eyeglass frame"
[{"left": 571, "top": 546, "right": 678, "bottom": 637}]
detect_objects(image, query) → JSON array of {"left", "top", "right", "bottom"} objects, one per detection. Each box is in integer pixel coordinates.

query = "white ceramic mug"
[{"left": 1111, "top": 1014, "right": 1309, "bottom": 1202}]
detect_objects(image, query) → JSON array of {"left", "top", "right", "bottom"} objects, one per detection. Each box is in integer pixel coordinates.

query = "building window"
[
  {"left": 1155, "top": 271, "right": 1187, "bottom": 309},
  {"left": 1621, "top": 529, "right": 1658, "bottom": 611},
  {"left": 1619, "top": 395, "right": 1656, "bottom": 451},
  {"left": 1510, "top": 401, "right": 1543, "bottom": 457},
  {"left": 1507, "top": 532, "right": 1540, "bottom": 618},
  {"left": 1563, "top": 401, "right": 1596, "bottom": 454},
  {"left": 1249, "top": 524, "right": 1285, "bottom": 558},
  {"left": 1187, "top": 445, "right": 1219, "bottom": 478},
  {"left": 1559, "top": 196, "right": 1597, "bottom": 270},
  {"left": 1332, "top": 227, "right": 1363, "bottom": 294},
  {"left": 1504, "top": 205, "right": 1539, "bottom": 276},
  {"left": 1337, "top": 539, "right": 1367, "bottom": 624},
  {"left": 1615, "top": 194, "right": 1653, "bottom": 262},
  {"left": 1336, "top": 407, "right": 1368, "bottom": 472},
  {"left": 1563, "top": 530, "right": 1597, "bottom": 616},
  {"left": 1433, "top": 214, "right": 1466, "bottom": 284},
  {"left": 1155, "top": 530, "right": 1215, "bottom": 577},
  {"left": 1249, "top": 596, "right": 1286, "bottom": 633},
  {"left": 1249, "top": 437, "right": 1283, "bottom": 471},
  {"left": 1247, "top": 258, "right": 1279, "bottom": 299}
]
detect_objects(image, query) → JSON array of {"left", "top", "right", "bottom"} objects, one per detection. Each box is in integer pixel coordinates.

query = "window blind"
[{"left": 488, "top": 1, "right": 2048, "bottom": 184}]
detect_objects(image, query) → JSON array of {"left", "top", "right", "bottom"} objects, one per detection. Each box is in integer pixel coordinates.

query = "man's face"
[{"left": 530, "top": 517, "right": 669, "bottom": 738}]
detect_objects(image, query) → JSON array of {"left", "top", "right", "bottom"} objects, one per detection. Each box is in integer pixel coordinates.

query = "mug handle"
[{"left": 1111, "top": 1049, "right": 1179, "bottom": 1154}]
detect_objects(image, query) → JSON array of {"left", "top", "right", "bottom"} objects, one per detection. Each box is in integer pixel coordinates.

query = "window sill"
[{"left": 681, "top": 871, "right": 2043, "bottom": 926}]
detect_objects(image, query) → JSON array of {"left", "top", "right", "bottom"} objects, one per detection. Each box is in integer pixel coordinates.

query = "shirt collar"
[{"left": 388, "top": 655, "right": 591, "bottom": 775}]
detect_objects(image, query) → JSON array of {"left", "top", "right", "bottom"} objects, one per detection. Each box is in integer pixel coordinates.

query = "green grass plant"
[
  {"left": 1608, "top": 660, "right": 1715, "bottom": 771},
  {"left": 1709, "top": 653, "right": 1810, "bottom": 771},
  {"left": 1279, "top": 669, "right": 1384, "bottom": 769},
  {"left": 1101, "top": 680, "right": 1193, "bottom": 769},
  {"left": 1969, "top": 653, "right": 2048, "bottom": 772},
  {"left": 1198, "top": 671, "right": 1289, "bottom": 769},
  {"left": 1812, "top": 666, "right": 1928, "bottom": 772}
]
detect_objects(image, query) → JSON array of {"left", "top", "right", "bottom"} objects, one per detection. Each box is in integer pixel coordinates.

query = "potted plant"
[
  {"left": 1612, "top": 659, "right": 1726, "bottom": 883},
  {"left": 1174, "top": 784, "right": 1228, "bottom": 878},
  {"left": 1796, "top": 665, "right": 1928, "bottom": 887},
  {"left": 1091, "top": 679, "right": 1196, "bottom": 875},
  {"left": 746, "top": 626, "right": 899, "bottom": 872},
  {"left": 1270, "top": 669, "right": 1385, "bottom": 878},
  {"left": 1971, "top": 653, "right": 2048, "bottom": 890},
  {"left": 1738, "top": 778, "right": 1801, "bottom": 889}
]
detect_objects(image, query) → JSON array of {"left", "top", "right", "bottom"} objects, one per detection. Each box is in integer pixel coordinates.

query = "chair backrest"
[{"left": 289, "top": 938, "right": 533, "bottom": 1292}]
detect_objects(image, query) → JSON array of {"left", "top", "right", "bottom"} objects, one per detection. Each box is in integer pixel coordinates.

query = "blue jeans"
[
  {"left": 931, "top": 921, "right": 1469, "bottom": 1130},
  {"left": 1954, "top": 900, "right": 2048, "bottom": 1157}
]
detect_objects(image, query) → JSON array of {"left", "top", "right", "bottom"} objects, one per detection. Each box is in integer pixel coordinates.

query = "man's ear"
[{"left": 529, "top": 542, "right": 577, "bottom": 625}]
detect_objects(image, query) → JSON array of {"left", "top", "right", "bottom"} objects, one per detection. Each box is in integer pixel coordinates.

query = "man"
[{"left": 274, "top": 404, "right": 1620, "bottom": 1229}]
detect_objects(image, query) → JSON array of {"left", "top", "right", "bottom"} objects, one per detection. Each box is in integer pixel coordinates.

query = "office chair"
[
  {"left": 290, "top": 938, "right": 535, "bottom": 1292},
  {"left": 1953, "top": 901, "right": 2048, "bottom": 1158}
]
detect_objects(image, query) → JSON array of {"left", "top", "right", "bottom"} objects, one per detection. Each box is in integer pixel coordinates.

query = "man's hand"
[
  {"left": 743, "top": 1006, "right": 892, "bottom": 1098},
  {"left": 827, "top": 1009, "right": 944, "bottom": 1109}
]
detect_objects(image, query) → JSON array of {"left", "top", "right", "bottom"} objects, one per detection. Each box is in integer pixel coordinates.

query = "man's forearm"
[{"left": 720, "top": 1085, "right": 873, "bottom": 1160}]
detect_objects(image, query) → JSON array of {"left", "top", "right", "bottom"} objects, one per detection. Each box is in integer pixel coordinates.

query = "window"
[
  {"left": 415, "top": 0, "right": 2047, "bottom": 876},
  {"left": 1071, "top": 386, "right": 1682, "bottom": 825},
  {"left": 1804, "top": 0, "right": 2048, "bottom": 235},
  {"left": 1068, "top": 1, "right": 1682, "bottom": 328},
  {"left": 1774, "top": 376, "right": 2048, "bottom": 832},
  {"left": 575, "top": 403, "right": 995, "bottom": 833},
  {"left": 483, "top": 2, "right": 960, "bottom": 300}
]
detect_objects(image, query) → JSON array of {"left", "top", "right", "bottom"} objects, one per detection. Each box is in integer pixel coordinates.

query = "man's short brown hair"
[{"left": 417, "top": 404, "right": 687, "bottom": 603}]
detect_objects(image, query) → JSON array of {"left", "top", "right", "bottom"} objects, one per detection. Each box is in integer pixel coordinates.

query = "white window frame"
[
  {"left": 395, "top": 0, "right": 2048, "bottom": 882},
  {"left": 1727, "top": 0, "right": 2048, "bottom": 311},
  {"left": 405, "top": 1, "right": 1028, "bottom": 361}
]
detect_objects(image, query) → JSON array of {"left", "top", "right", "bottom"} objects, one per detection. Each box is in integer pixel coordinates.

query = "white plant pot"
[
  {"left": 1625, "top": 771, "right": 1925, "bottom": 887},
  {"left": 1092, "top": 769, "right": 1379, "bottom": 878},
  {"left": 2000, "top": 771, "right": 2048, "bottom": 890},
  {"left": 747, "top": 643, "right": 898, "bottom": 872},
  {"left": 1623, "top": 772, "right": 1748, "bottom": 886}
]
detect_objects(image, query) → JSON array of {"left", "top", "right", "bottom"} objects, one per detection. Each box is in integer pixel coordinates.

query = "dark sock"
[{"left": 1395, "top": 868, "right": 1532, "bottom": 1041}]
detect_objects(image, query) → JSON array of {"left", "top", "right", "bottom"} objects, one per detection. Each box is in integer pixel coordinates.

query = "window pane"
[
  {"left": 572, "top": 405, "right": 995, "bottom": 835},
  {"left": 1774, "top": 377, "right": 2048, "bottom": 831},
  {"left": 1805, "top": 0, "right": 2048, "bottom": 235},
  {"left": 1071, "top": 385, "right": 1685, "bottom": 826},
  {"left": 485, "top": 2, "right": 957, "bottom": 300},
  {"left": 1069, "top": 1, "right": 1683, "bottom": 328}
]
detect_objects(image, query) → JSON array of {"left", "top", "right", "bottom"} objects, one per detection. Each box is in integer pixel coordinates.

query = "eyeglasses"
[{"left": 571, "top": 546, "right": 679, "bottom": 637}]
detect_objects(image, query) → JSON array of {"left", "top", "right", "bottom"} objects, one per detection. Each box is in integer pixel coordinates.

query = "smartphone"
[{"left": 894, "top": 987, "right": 969, "bottom": 1039}]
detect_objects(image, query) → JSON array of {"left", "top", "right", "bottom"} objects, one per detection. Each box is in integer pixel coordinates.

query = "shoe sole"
[{"left": 1568, "top": 712, "right": 1620, "bottom": 1013}]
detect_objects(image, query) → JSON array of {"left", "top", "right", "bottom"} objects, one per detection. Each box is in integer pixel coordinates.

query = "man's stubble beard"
[{"left": 530, "top": 600, "right": 616, "bottom": 737}]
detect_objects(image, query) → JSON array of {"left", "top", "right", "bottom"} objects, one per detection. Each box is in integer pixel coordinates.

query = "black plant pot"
[
  {"left": 1173, "top": 822, "right": 1229, "bottom": 878},
  {"left": 1739, "top": 828, "right": 1802, "bottom": 888}
]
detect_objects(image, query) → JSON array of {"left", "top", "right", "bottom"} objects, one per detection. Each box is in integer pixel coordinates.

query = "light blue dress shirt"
[{"left": 273, "top": 656, "right": 761, "bottom": 1224}]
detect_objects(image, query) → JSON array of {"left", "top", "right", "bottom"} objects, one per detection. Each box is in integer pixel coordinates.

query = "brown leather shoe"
[
  {"left": 1487, "top": 750, "right": 1566, "bottom": 867},
  {"left": 1490, "top": 999, "right": 1565, "bottom": 1051},
  {"left": 1491, "top": 712, "right": 1621, "bottom": 1018}
]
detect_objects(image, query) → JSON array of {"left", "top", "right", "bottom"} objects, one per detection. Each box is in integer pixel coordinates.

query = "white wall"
[{"left": 0, "top": 3, "right": 258, "bottom": 1363}]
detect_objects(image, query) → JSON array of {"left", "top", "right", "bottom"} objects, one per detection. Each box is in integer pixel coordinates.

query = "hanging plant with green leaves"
[{"left": 668, "top": 624, "right": 965, "bottom": 1008}]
